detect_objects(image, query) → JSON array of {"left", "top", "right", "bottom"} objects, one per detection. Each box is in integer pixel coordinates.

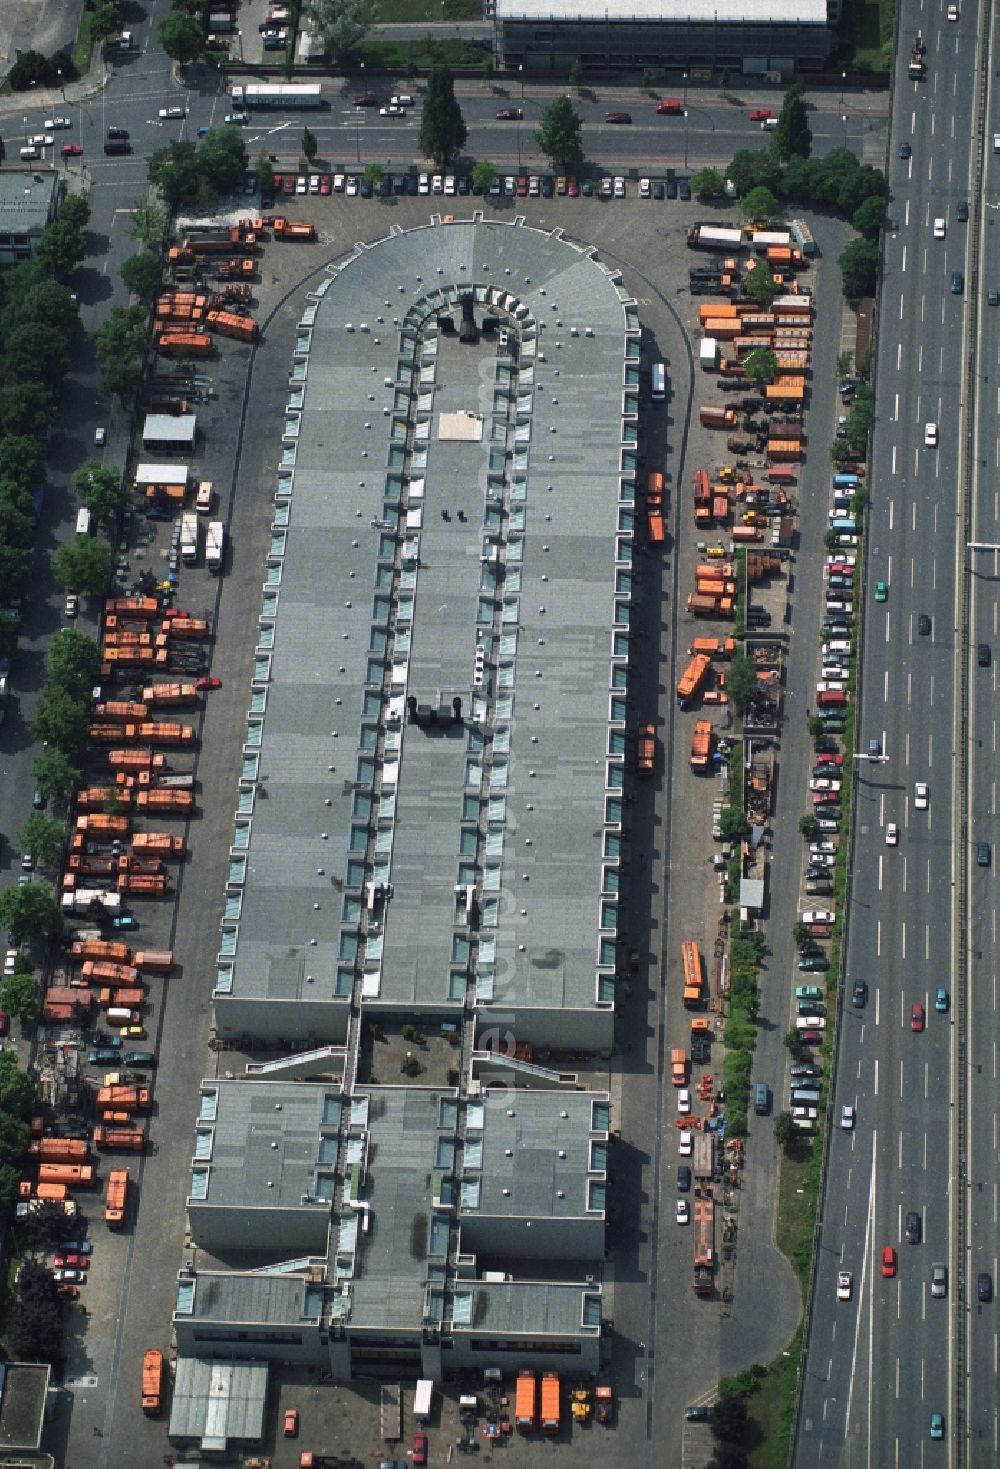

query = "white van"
[
  {"left": 75, "top": 507, "right": 92, "bottom": 536},
  {"left": 195, "top": 481, "right": 213, "bottom": 513},
  {"left": 651, "top": 362, "right": 666, "bottom": 401}
]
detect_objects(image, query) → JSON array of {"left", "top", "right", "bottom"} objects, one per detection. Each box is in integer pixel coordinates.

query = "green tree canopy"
[
  {"left": 691, "top": 166, "right": 726, "bottom": 203},
  {"left": 0, "top": 968, "right": 33, "bottom": 1022},
  {"left": 742, "top": 346, "right": 778, "bottom": 384},
  {"left": 255, "top": 153, "right": 275, "bottom": 195},
  {"left": 306, "top": 0, "right": 373, "bottom": 62},
  {"left": 197, "top": 126, "right": 248, "bottom": 195},
  {"left": 126, "top": 202, "right": 173, "bottom": 250},
  {"left": 419, "top": 67, "right": 468, "bottom": 167},
  {"left": 17, "top": 813, "right": 68, "bottom": 871},
  {"left": 569, "top": 59, "right": 584, "bottom": 90},
  {"left": 73, "top": 460, "right": 129, "bottom": 525},
  {"left": 740, "top": 185, "right": 780, "bottom": 222},
  {"left": 94, "top": 304, "right": 148, "bottom": 406},
  {"left": 34, "top": 217, "right": 87, "bottom": 281},
  {"left": 852, "top": 195, "right": 885, "bottom": 242},
  {"left": 2, "top": 322, "right": 71, "bottom": 388},
  {"left": 0, "top": 435, "right": 45, "bottom": 494},
  {"left": 0, "top": 1112, "right": 30, "bottom": 1166},
  {"left": 51, "top": 537, "right": 113, "bottom": 597},
  {"left": 725, "top": 650, "right": 759, "bottom": 712},
  {"left": 32, "top": 746, "right": 81, "bottom": 806},
  {"left": 148, "top": 138, "right": 201, "bottom": 207},
  {"left": 535, "top": 95, "right": 584, "bottom": 169},
  {"left": 472, "top": 161, "right": 497, "bottom": 193},
  {"left": 726, "top": 148, "right": 780, "bottom": 198},
  {"left": 2, "top": 278, "right": 79, "bottom": 339},
  {"left": 120, "top": 251, "right": 162, "bottom": 304},
  {"left": 46, "top": 627, "right": 102, "bottom": 699},
  {"left": 0, "top": 382, "right": 57, "bottom": 438},
  {"left": 775, "top": 81, "right": 812, "bottom": 162},
  {"left": 0, "top": 498, "right": 36, "bottom": 556},
  {"left": 302, "top": 126, "right": 318, "bottom": 167},
  {"left": 839, "top": 238, "right": 879, "bottom": 297},
  {"left": 0, "top": 610, "right": 21, "bottom": 660},
  {"left": 158, "top": 9, "right": 203, "bottom": 65},
  {"left": 742, "top": 261, "right": 780, "bottom": 306},
  {"left": 91, "top": 3, "right": 125, "bottom": 42},
  {"left": 29, "top": 686, "right": 91, "bottom": 759}
]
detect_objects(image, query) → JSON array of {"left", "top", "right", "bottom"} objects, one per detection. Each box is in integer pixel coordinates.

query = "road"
[{"left": 793, "top": 2, "right": 990, "bottom": 1464}]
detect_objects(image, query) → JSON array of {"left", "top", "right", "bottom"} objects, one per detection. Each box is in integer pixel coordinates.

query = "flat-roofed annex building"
[{"left": 492, "top": 0, "right": 836, "bottom": 76}]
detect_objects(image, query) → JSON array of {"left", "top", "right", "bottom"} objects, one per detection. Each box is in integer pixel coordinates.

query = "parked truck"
[
  {"left": 687, "top": 224, "right": 744, "bottom": 251},
  {"left": 676, "top": 653, "right": 711, "bottom": 706},
  {"left": 70, "top": 939, "right": 130, "bottom": 963},
  {"left": 637, "top": 723, "right": 656, "bottom": 775},
  {"left": 594, "top": 1385, "right": 614, "bottom": 1424},
  {"left": 540, "top": 1373, "right": 560, "bottom": 1434},
  {"left": 135, "top": 789, "right": 194, "bottom": 814},
  {"left": 105, "top": 1167, "right": 130, "bottom": 1227},
  {"left": 699, "top": 404, "right": 739, "bottom": 429},
  {"left": 142, "top": 1348, "right": 165, "bottom": 1415},
  {"left": 693, "top": 1194, "right": 715, "bottom": 1294},
  {"left": 157, "top": 332, "right": 213, "bottom": 357},
  {"left": 134, "top": 948, "right": 173, "bottom": 972},
  {"left": 908, "top": 31, "right": 926, "bottom": 78},
  {"left": 135, "top": 722, "right": 194, "bottom": 746},
  {"left": 180, "top": 512, "right": 199, "bottom": 564},
  {"left": 205, "top": 520, "right": 225, "bottom": 573},
  {"left": 28, "top": 1137, "right": 89, "bottom": 1163},
  {"left": 272, "top": 217, "right": 317, "bottom": 242},
  {"left": 93, "top": 1125, "right": 147, "bottom": 1152},
  {"left": 515, "top": 1369, "right": 537, "bottom": 1431},
  {"left": 97, "top": 1085, "right": 152, "bottom": 1111},
  {"left": 670, "top": 1047, "right": 687, "bottom": 1085},
  {"left": 690, "top": 720, "right": 714, "bottom": 772},
  {"left": 131, "top": 834, "right": 185, "bottom": 859},
  {"left": 142, "top": 683, "right": 198, "bottom": 706},
  {"left": 205, "top": 309, "right": 258, "bottom": 342},
  {"left": 39, "top": 1162, "right": 96, "bottom": 1188},
  {"left": 108, "top": 749, "right": 166, "bottom": 772},
  {"left": 681, "top": 939, "right": 705, "bottom": 1007}
]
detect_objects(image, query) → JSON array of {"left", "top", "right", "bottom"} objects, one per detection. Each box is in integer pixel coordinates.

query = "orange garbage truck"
[{"left": 515, "top": 1370, "right": 537, "bottom": 1431}]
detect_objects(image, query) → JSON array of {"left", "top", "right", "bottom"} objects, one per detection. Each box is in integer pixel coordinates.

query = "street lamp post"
[
  {"left": 356, "top": 62, "right": 366, "bottom": 164},
  {"left": 237, "top": 30, "right": 244, "bottom": 64},
  {"left": 842, "top": 113, "right": 847, "bottom": 148},
  {"left": 683, "top": 70, "right": 688, "bottom": 109},
  {"left": 519, "top": 63, "right": 524, "bottom": 102},
  {"left": 683, "top": 109, "right": 689, "bottom": 168},
  {"left": 841, "top": 70, "right": 846, "bottom": 106}
]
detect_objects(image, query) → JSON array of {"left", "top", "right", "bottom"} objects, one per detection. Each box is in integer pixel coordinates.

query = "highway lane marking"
[
  {"left": 876, "top": 921, "right": 882, "bottom": 959},
  {"left": 891, "top": 443, "right": 897, "bottom": 476},
  {"left": 901, "top": 922, "right": 907, "bottom": 961},
  {"left": 874, "top": 1056, "right": 880, "bottom": 1095},
  {"left": 902, "top": 855, "right": 908, "bottom": 893},
  {"left": 844, "top": 1132, "right": 877, "bottom": 1448},
  {"left": 890, "top": 499, "right": 896, "bottom": 530}
]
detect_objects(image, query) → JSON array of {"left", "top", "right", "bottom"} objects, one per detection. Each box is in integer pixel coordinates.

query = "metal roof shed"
[
  {"left": 168, "top": 1357, "right": 268, "bottom": 1450},
  {"left": 135, "top": 461, "right": 191, "bottom": 486},
  {"left": 142, "top": 413, "right": 197, "bottom": 450}
]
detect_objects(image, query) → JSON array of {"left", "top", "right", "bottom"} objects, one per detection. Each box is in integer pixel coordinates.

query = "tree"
[
  {"left": 743, "top": 261, "right": 780, "bottom": 306},
  {"left": 0, "top": 382, "right": 56, "bottom": 438},
  {"left": 363, "top": 163, "right": 384, "bottom": 190},
  {"left": 46, "top": 627, "right": 102, "bottom": 700},
  {"left": 255, "top": 152, "right": 275, "bottom": 196},
  {"left": 691, "top": 166, "right": 726, "bottom": 203},
  {"left": 712, "top": 1393, "right": 749, "bottom": 1443},
  {"left": 0, "top": 436, "right": 45, "bottom": 494},
  {"left": 852, "top": 195, "right": 885, "bottom": 242},
  {"left": 18, "top": 813, "right": 68, "bottom": 871},
  {"left": 725, "top": 650, "right": 757, "bottom": 713},
  {"left": 775, "top": 80, "right": 812, "bottom": 162},
  {"left": 120, "top": 251, "right": 162, "bottom": 304},
  {"left": 73, "top": 461, "right": 129, "bottom": 526},
  {"left": 740, "top": 185, "right": 779, "bottom": 223},
  {"left": 34, "top": 217, "right": 87, "bottom": 281},
  {"left": 0, "top": 498, "right": 36, "bottom": 555},
  {"left": 197, "top": 125, "right": 248, "bottom": 195},
  {"left": 30, "top": 685, "right": 91, "bottom": 758},
  {"left": 91, "top": 3, "right": 125, "bottom": 43},
  {"left": 148, "top": 138, "right": 201, "bottom": 207},
  {"left": 719, "top": 806, "right": 748, "bottom": 840},
  {"left": 306, "top": 0, "right": 373, "bottom": 61},
  {"left": 742, "top": 346, "right": 778, "bottom": 385},
  {"left": 0, "top": 610, "right": 21, "bottom": 660},
  {"left": 792, "top": 920, "right": 811, "bottom": 947},
  {"left": 126, "top": 202, "right": 173, "bottom": 251},
  {"left": 2, "top": 277, "right": 80, "bottom": 339},
  {"left": 58, "top": 194, "right": 91, "bottom": 232},
  {"left": 799, "top": 815, "right": 819, "bottom": 842},
  {"left": 0, "top": 1111, "right": 30, "bottom": 1165},
  {"left": 707, "top": 1443, "right": 749, "bottom": 1469},
  {"left": 51, "top": 537, "right": 113, "bottom": 598},
  {"left": 94, "top": 304, "right": 148, "bottom": 406},
  {"left": 784, "top": 1026, "right": 803, "bottom": 1056},
  {"left": 640, "top": 70, "right": 653, "bottom": 91},
  {"left": 302, "top": 126, "right": 318, "bottom": 168},
  {"left": 0, "top": 969, "right": 35, "bottom": 1024},
  {"left": 419, "top": 67, "right": 468, "bottom": 167},
  {"left": 10, "top": 1261, "right": 63, "bottom": 1366},
  {"left": 0, "top": 1049, "right": 38, "bottom": 1118},
  {"left": 158, "top": 9, "right": 203, "bottom": 65},
  {"left": 2, "top": 323, "right": 71, "bottom": 388},
  {"left": 472, "top": 161, "right": 497, "bottom": 194},
  {"left": 839, "top": 238, "right": 879, "bottom": 297},
  {"left": 32, "top": 746, "right": 81, "bottom": 806},
  {"left": 569, "top": 59, "right": 584, "bottom": 90},
  {"left": 726, "top": 148, "right": 780, "bottom": 199},
  {"left": 18, "top": 1199, "right": 79, "bottom": 1250},
  {"left": 535, "top": 95, "right": 584, "bottom": 169}
]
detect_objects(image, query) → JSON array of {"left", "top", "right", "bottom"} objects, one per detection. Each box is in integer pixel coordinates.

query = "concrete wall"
[{"left": 187, "top": 1200, "right": 331, "bottom": 1257}]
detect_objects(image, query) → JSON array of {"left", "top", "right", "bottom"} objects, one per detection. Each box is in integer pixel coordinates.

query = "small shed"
[
  {"left": 168, "top": 1358, "right": 268, "bottom": 1451},
  {"left": 142, "top": 414, "right": 197, "bottom": 453}
]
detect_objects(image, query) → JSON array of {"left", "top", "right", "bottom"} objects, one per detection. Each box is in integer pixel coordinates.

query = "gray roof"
[
  {"left": 0, "top": 171, "right": 59, "bottom": 236},
  {"left": 0, "top": 1363, "right": 50, "bottom": 1451},
  {"left": 192, "top": 1080, "right": 341, "bottom": 1211},
  {"left": 494, "top": 0, "right": 827, "bottom": 19},
  {"left": 451, "top": 1280, "right": 600, "bottom": 1338},
  {"left": 143, "top": 412, "right": 196, "bottom": 443},
  {"left": 465, "top": 1089, "right": 608, "bottom": 1219},
  {"left": 179, "top": 1270, "right": 320, "bottom": 1326},
  {"left": 168, "top": 1358, "right": 268, "bottom": 1447}
]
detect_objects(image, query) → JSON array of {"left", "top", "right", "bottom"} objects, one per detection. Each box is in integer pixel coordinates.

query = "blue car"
[
  {"left": 929, "top": 1413, "right": 944, "bottom": 1440},
  {"left": 111, "top": 914, "right": 138, "bottom": 930},
  {"left": 88, "top": 1048, "right": 120, "bottom": 1065}
]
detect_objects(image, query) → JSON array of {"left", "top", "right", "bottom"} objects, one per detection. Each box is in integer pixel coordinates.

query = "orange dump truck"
[
  {"left": 131, "top": 834, "right": 185, "bottom": 859},
  {"left": 671, "top": 1048, "right": 687, "bottom": 1085},
  {"left": 105, "top": 1168, "right": 130, "bottom": 1228},
  {"left": 689, "top": 636, "right": 736, "bottom": 660},
  {"left": 142, "top": 1349, "right": 165, "bottom": 1415},
  {"left": 105, "top": 596, "right": 159, "bottom": 619},
  {"left": 28, "top": 1136, "right": 89, "bottom": 1163},
  {"left": 76, "top": 813, "right": 131, "bottom": 834},
  {"left": 690, "top": 720, "right": 714, "bottom": 773},
  {"left": 135, "top": 722, "right": 194, "bottom": 746},
  {"left": 71, "top": 939, "right": 130, "bottom": 963},
  {"left": 676, "top": 654, "right": 711, "bottom": 707},
  {"left": 141, "top": 683, "right": 198, "bottom": 706},
  {"left": 133, "top": 948, "right": 174, "bottom": 973},
  {"left": 765, "top": 376, "right": 806, "bottom": 402},
  {"left": 540, "top": 1373, "right": 560, "bottom": 1434},
  {"left": 135, "top": 789, "right": 194, "bottom": 814},
  {"left": 108, "top": 749, "right": 166, "bottom": 772},
  {"left": 94, "top": 701, "right": 148, "bottom": 721},
  {"left": 117, "top": 873, "right": 169, "bottom": 897},
  {"left": 637, "top": 723, "right": 656, "bottom": 775},
  {"left": 39, "top": 1162, "right": 96, "bottom": 1188},
  {"left": 515, "top": 1370, "right": 537, "bottom": 1431},
  {"left": 82, "top": 960, "right": 140, "bottom": 987},
  {"left": 97, "top": 1085, "right": 152, "bottom": 1112},
  {"left": 164, "top": 618, "right": 209, "bottom": 639},
  {"left": 205, "top": 309, "right": 258, "bottom": 342},
  {"left": 681, "top": 940, "right": 705, "bottom": 1007},
  {"left": 157, "top": 331, "right": 212, "bottom": 357},
  {"left": 93, "top": 1125, "right": 147, "bottom": 1152},
  {"left": 273, "top": 217, "right": 316, "bottom": 242},
  {"left": 98, "top": 987, "right": 145, "bottom": 1010},
  {"left": 693, "top": 1194, "right": 715, "bottom": 1294}
]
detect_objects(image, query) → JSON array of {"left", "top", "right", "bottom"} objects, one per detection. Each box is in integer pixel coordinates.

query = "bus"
[{"left": 651, "top": 362, "right": 666, "bottom": 400}]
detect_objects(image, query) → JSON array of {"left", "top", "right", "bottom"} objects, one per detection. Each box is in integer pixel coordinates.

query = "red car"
[
  {"left": 61, "top": 143, "right": 83, "bottom": 157},
  {"left": 799, "top": 1028, "right": 823, "bottom": 1045},
  {"left": 516, "top": 175, "right": 528, "bottom": 196},
  {"left": 749, "top": 108, "right": 774, "bottom": 122},
  {"left": 881, "top": 1245, "right": 897, "bottom": 1278},
  {"left": 815, "top": 753, "right": 844, "bottom": 765},
  {"left": 567, "top": 177, "right": 579, "bottom": 196},
  {"left": 319, "top": 175, "right": 331, "bottom": 194},
  {"left": 412, "top": 1433, "right": 428, "bottom": 1466},
  {"left": 283, "top": 175, "right": 296, "bottom": 194},
  {"left": 55, "top": 1252, "right": 90, "bottom": 1270},
  {"left": 272, "top": 173, "right": 284, "bottom": 189},
  {"left": 911, "top": 1002, "right": 925, "bottom": 1032},
  {"left": 654, "top": 99, "right": 682, "bottom": 115},
  {"left": 353, "top": 94, "right": 377, "bottom": 107},
  {"left": 496, "top": 107, "right": 522, "bottom": 120},
  {"left": 56, "top": 1284, "right": 79, "bottom": 1301},
  {"left": 195, "top": 675, "right": 222, "bottom": 691}
]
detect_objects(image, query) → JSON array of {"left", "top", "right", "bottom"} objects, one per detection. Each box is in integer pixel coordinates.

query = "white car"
[
  {"left": 159, "top": 107, "right": 186, "bottom": 120},
  {"left": 924, "top": 421, "right": 938, "bottom": 447},
  {"left": 679, "top": 1129, "right": 693, "bottom": 1156},
  {"left": 224, "top": 113, "right": 248, "bottom": 126},
  {"left": 503, "top": 175, "right": 516, "bottom": 195},
  {"left": 63, "top": 594, "right": 78, "bottom": 619},
  {"left": 807, "top": 853, "right": 835, "bottom": 868},
  {"left": 379, "top": 105, "right": 405, "bottom": 116},
  {"left": 840, "top": 1105, "right": 855, "bottom": 1130},
  {"left": 914, "top": 782, "right": 929, "bottom": 810},
  {"left": 94, "top": 427, "right": 106, "bottom": 446},
  {"left": 810, "top": 777, "right": 842, "bottom": 792},
  {"left": 390, "top": 94, "right": 414, "bottom": 107},
  {"left": 675, "top": 1199, "right": 690, "bottom": 1225},
  {"left": 817, "top": 819, "right": 840, "bottom": 833},
  {"left": 826, "top": 553, "right": 856, "bottom": 566},
  {"left": 417, "top": 172, "right": 429, "bottom": 194},
  {"left": 295, "top": 175, "right": 307, "bottom": 194},
  {"left": 29, "top": 133, "right": 54, "bottom": 147},
  {"left": 792, "top": 1106, "right": 818, "bottom": 1120},
  {"left": 947, "top": 3, "right": 958, "bottom": 17},
  {"left": 346, "top": 175, "right": 359, "bottom": 196},
  {"left": 639, "top": 177, "right": 651, "bottom": 198},
  {"left": 677, "top": 1087, "right": 691, "bottom": 1115},
  {"left": 802, "top": 909, "right": 835, "bottom": 924},
  {"left": 309, "top": 175, "right": 320, "bottom": 193},
  {"left": 45, "top": 117, "right": 71, "bottom": 130},
  {"left": 431, "top": 174, "right": 444, "bottom": 193},
  {"left": 444, "top": 175, "right": 456, "bottom": 195},
  {"left": 885, "top": 823, "right": 899, "bottom": 846},
  {"left": 613, "top": 176, "right": 626, "bottom": 198},
  {"left": 810, "top": 841, "right": 837, "bottom": 855},
  {"left": 933, "top": 217, "right": 945, "bottom": 239},
  {"left": 837, "top": 1269, "right": 853, "bottom": 1301}
]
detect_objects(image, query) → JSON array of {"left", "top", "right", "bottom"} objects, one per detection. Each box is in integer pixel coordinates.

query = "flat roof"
[
  {"left": 0, "top": 170, "right": 59, "bottom": 235},
  {"left": 136, "top": 461, "right": 190, "bottom": 483},
  {"left": 494, "top": 0, "right": 827, "bottom": 19},
  {"left": 192, "top": 1079, "right": 342, "bottom": 1211},
  {"left": 464, "top": 1089, "right": 609, "bottom": 1220},
  {"left": 0, "top": 1362, "right": 49, "bottom": 1451},
  {"left": 221, "top": 218, "right": 633, "bottom": 1025},
  {"left": 178, "top": 1269, "right": 321, "bottom": 1327},
  {"left": 168, "top": 1358, "right": 268, "bottom": 1447},
  {"left": 452, "top": 1280, "right": 601, "bottom": 1338},
  {"left": 143, "top": 412, "right": 196, "bottom": 442}
]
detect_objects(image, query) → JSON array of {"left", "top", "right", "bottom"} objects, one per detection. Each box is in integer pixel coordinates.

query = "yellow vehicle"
[
  {"left": 118, "top": 1024, "right": 147, "bottom": 1039},
  {"left": 717, "top": 466, "right": 737, "bottom": 483},
  {"left": 704, "top": 544, "right": 726, "bottom": 558},
  {"left": 571, "top": 1387, "right": 591, "bottom": 1422}
]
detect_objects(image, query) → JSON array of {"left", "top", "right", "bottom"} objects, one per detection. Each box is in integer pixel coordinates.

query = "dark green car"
[{"left": 123, "top": 1050, "right": 156, "bottom": 1068}]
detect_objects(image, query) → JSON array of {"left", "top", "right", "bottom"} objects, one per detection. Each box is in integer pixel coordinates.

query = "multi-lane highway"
[{"left": 794, "top": 1, "right": 994, "bottom": 1464}]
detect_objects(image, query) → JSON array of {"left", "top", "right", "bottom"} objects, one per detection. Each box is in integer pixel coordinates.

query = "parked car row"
[{"left": 267, "top": 170, "right": 696, "bottom": 202}]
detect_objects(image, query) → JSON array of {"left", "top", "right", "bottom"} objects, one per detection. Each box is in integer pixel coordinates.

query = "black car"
[
  {"left": 666, "top": 178, "right": 678, "bottom": 199},
  {"left": 977, "top": 841, "right": 991, "bottom": 867},
  {"left": 677, "top": 1165, "right": 691, "bottom": 1192},
  {"left": 899, "top": 141, "right": 911, "bottom": 160},
  {"left": 678, "top": 178, "right": 691, "bottom": 200},
  {"left": 393, "top": 174, "right": 406, "bottom": 194},
  {"left": 905, "top": 1211, "right": 921, "bottom": 1244},
  {"left": 540, "top": 175, "right": 553, "bottom": 197},
  {"left": 360, "top": 177, "right": 373, "bottom": 198},
  {"left": 405, "top": 174, "right": 418, "bottom": 196},
  {"left": 379, "top": 174, "right": 392, "bottom": 197},
  {"left": 790, "top": 1064, "right": 822, "bottom": 1079},
  {"left": 652, "top": 180, "right": 664, "bottom": 199},
  {"left": 684, "top": 1405, "right": 711, "bottom": 1422},
  {"left": 956, "top": 200, "right": 969, "bottom": 221},
  {"left": 852, "top": 980, "right": 868, "bottom": 1007},
  {"left": 814, "top": 805, "right": 842, "bottom": 821},
  {"left": 457, "top": 175, "right": 471, "bottom": 195},
  {"left": 950, "top": 270, "right": 964, "bottom": 294},
  {"left": 978, "top": 642, "right": 991, "bottom": 667},
  {"left": 978, "top": 1271, "right": 993, "bottom": 1302},
  {"left": 107, "top": 126, "right": 129, "bottom": 140},
  {"left": 917, "top": 614, "right": 931, "bottom": 635}
]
